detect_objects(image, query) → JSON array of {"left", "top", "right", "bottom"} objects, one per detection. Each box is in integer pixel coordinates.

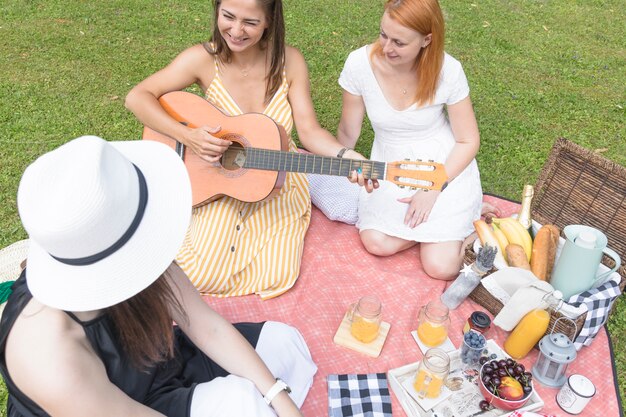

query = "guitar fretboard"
[{"left": 243, "top": 148, "right": 386, "bottom": 179}]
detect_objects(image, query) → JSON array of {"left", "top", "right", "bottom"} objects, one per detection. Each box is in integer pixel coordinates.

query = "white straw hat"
[{"left": 17, "top": 136, "right": 191, "bottom": 311}]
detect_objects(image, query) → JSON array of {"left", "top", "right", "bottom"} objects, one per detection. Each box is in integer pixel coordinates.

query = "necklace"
[
  {"left": 402, "top": 88, "right": 407, "bottom": 95},
  {"left": 234, "top": 52, "right": 266, "bottom": 78}
]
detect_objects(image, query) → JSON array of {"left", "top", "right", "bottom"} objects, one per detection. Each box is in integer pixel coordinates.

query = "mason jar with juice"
[
  {"left": 414, "top": 348, "right": 450, "bottom": 398},
  {"left": 416, "top": 299, "right": 450, "bottom": 347},
  {"left": 349, "top": 295, "right": 382, "bottom": 343}
]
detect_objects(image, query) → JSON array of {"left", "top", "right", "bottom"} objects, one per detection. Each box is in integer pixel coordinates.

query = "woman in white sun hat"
[{"left": 0, "top": 136, "right": 316, "bottom": 417}]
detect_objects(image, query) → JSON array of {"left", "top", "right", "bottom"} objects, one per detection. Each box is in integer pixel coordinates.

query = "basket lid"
[{"left": 532, "top": 138, "right": 626, "bottom": 279}]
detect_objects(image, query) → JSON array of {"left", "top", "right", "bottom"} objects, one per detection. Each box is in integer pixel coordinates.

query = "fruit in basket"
[
  {"left": 530, "top": 224, "right": 560, "bottom": 281},
  {"left": 491, "top": 217, "right": 532, "bottom": 261},
  {"left": 505, "top": 244, "right": 531, "bottom": 270},
  {"left": 479, "top": 358, "right": 534, "bottom": 410},
  {"left": 492, "top": 223, "right": 510, "bottom": 261},
  {"left": 473, "top": 219, "right": 507, "bottom": 266}
]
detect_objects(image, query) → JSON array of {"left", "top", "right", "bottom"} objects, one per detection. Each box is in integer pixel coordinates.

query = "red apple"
[{"left": 499, "top": 376, "right": 524, "bottom": 401}]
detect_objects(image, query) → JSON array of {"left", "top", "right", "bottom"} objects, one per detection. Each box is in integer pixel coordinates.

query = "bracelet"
[
  {"left": 263, "top": 378, "right": 291, "bottom": 406},
  {"left": 336, "top": 147, "right": 350, "bottom": 158}
]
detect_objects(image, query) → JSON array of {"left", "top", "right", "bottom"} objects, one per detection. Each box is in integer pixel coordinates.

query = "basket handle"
[{"left": 550, "top": 316, "right": 578, "bottom": 342}]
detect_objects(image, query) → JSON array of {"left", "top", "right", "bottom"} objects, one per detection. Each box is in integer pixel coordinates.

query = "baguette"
[
  {"left": 506, "top": 244, "right": 531, "bottom": 270},
  {"left": 531, "top": 224, "right": 560, "bottom": 281}
]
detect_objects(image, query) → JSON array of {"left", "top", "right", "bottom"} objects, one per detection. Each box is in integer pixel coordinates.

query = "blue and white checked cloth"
[
  {"left": 567, "top": 273, "right": 622, "bottom": 350},
  {"left": 327, "top": 373, "right": 392, "bottom": 417}
]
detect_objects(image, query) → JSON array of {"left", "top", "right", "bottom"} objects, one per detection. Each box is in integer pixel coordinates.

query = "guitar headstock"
[{"left": 385, "top": 160, "right": 448, "bottom": 191}]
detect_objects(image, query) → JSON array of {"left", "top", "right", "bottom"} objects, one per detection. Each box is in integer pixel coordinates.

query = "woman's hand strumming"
[{"left": 184, "top": 125, "right": 231, "bottom": 163}]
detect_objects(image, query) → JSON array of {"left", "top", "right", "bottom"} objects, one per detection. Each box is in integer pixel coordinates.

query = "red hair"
[{"left": 371, "top": 0, "right": 445, "bottom": 106}]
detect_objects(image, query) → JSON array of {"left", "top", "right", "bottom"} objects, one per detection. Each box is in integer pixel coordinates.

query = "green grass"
[{"left": 0, "top": 0, "right": 625, "bottom": 412}]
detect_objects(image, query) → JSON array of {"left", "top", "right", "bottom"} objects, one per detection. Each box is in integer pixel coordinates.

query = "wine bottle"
[{"left": 517, "top": 184, "right": 534, "bottom": 234}]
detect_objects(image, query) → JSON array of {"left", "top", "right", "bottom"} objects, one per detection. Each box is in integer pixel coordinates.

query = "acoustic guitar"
[{"left": 143, "top": 91, "right": 448, "bottom": 208}]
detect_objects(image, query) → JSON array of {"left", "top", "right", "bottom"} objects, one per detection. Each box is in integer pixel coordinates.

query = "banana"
[
  {"left": 492, "top": 217, "right": 532, "bottom": 261},
  {"left": 492, "top": 223, "right": 510, "bottom": 263},
  {"left": 473, "top": 219, "right": 507, "bottom": 266},
  {"left": 506, "top": 217, "right": 533, "bottom": 261}
]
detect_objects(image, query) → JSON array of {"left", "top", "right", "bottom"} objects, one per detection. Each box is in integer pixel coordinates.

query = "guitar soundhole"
[{"left": 221, "top": 140, "right": 247, "bottom": 172}]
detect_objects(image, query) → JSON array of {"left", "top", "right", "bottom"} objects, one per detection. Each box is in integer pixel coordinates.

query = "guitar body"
[{"left": 142, "top": 92, "right": 289, "bottom": 207}]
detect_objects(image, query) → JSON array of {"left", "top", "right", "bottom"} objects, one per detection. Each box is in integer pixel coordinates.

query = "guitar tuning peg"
[
  {"left": 428, "top": 159, "right": 434, "bottom": 162},
  {"left": 404, "top": 158, "right": 410, "bottom": 161},
  {"left": 399, "top": 185, "right": 405, "bottom": 189},
  {"left": 410, "top": 187, "right": 416, "bottom": 191},
  {"left": 416, "top": 158, "right": 422, "bottom": 162}
]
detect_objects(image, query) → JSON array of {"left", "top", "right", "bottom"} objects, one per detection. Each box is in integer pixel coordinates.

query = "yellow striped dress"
[{"left": 175, "top": 59, "right": 311, "bottom": 299}]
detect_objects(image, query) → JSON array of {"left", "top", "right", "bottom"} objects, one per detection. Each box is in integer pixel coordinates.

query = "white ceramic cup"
[{"left": 556, "top": 374, "right": 596, "bottom": 414}]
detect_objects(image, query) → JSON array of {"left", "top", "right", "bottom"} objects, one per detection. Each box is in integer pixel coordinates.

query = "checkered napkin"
[
  {"left": 327, "top": 373, "right": 392, "bottom": 417},
  {"left": 567, "top": 274, "right": 622, "bottom": 350}
]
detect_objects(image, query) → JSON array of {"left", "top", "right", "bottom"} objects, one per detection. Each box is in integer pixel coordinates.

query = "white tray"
[{"left": 388, "top": 339, "right": 544, "bottom": 417}]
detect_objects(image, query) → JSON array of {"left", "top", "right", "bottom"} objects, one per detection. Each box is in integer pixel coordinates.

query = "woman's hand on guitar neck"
[
  {"left": 183, "top": 125, "right": 232, "bottom": 163},
  {"left": 344, "top": 149, "right": 380, "bottom": 193}
]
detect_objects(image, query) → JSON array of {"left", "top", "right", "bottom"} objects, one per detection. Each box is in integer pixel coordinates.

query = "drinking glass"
[
  {"left": 416, "top": 299, "right": 450, "bottom": 347},
  {"left": 413, "top": 348, "right": 450, "bottom": 398},
  {"left": 348, "top": 295, "right": 382, "bottom": 343}
]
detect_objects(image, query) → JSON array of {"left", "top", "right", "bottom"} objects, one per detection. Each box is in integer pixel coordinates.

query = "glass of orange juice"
[
  {"left": 416, "top": 299, "right": 450, "bottom": 347},
  {"left": 414, "top": 348, "right": 450, "bottom": 398},
  {"left": 348, "top": 295, "right": 382, "bottom": 343}
]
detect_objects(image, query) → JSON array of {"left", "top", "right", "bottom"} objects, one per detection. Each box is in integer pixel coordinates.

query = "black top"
[{"left": 0, "top": 272, "right": 262, "bottom": 417}]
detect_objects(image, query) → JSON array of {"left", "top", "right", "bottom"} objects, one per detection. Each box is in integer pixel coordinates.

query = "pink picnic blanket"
[{"left": 204, "top": 196, "right": 622, "bottom": 416}]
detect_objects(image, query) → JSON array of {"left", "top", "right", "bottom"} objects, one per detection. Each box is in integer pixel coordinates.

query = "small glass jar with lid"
[{"left": 463, "top": 311, "right": 491, "bottom": 335}]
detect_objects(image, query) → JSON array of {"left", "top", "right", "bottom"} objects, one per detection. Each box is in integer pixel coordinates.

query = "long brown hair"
[
  {"left": 371, "top": 0, "right": 445, "bottom": 106},
  {"left": 106, "top": 271, "right": 185, "bottom": 370},
  {"left": 208, "top": 0, "right": 286, "bottom": 104}
]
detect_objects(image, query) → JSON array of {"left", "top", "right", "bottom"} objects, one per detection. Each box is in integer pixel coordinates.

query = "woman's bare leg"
[
  {"left": 359, "top": 229, "right": 416, "bottom": 256},
  {"left": 420, "top": 241, "right": 465, "bottom": 281}
]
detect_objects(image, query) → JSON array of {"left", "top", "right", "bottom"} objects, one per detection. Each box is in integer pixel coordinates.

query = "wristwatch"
[{"left": 263, "top": 378, "right": 292, "bottom": 406}]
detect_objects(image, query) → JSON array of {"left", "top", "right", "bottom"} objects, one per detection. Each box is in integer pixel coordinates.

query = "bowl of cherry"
[{"left": 478, "top": 357, "right": 534, "bottom": 411}]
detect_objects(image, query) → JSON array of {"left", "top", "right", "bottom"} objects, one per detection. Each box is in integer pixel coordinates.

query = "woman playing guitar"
[{"left": 125, "top": 0, "right": 374, "bottom": 299}]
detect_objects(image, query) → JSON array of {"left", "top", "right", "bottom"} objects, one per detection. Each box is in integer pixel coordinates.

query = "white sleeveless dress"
[{"left": 338, "top": 46, "right": 483, "bottom": 242}]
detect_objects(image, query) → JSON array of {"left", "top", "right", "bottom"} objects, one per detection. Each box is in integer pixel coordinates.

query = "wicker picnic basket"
[
  {"left": 0, "top": 239, "right": 29, "bottom": 317},
  {"left": 465, "top": 138, "right": 626, "bottom": 341}
]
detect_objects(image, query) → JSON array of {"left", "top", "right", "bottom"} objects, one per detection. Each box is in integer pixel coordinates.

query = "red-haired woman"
[{"left": 336, "top": 0, "right": 483, "bottom": 280}]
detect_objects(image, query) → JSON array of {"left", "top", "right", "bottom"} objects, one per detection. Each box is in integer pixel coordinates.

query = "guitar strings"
[{"left": 244, "top": 148, "right": 386, "bottom": 179}]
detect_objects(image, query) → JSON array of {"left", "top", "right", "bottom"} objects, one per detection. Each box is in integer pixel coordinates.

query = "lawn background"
[{"left": 0, "top": 0, "right": 624, "bottom": 413}]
